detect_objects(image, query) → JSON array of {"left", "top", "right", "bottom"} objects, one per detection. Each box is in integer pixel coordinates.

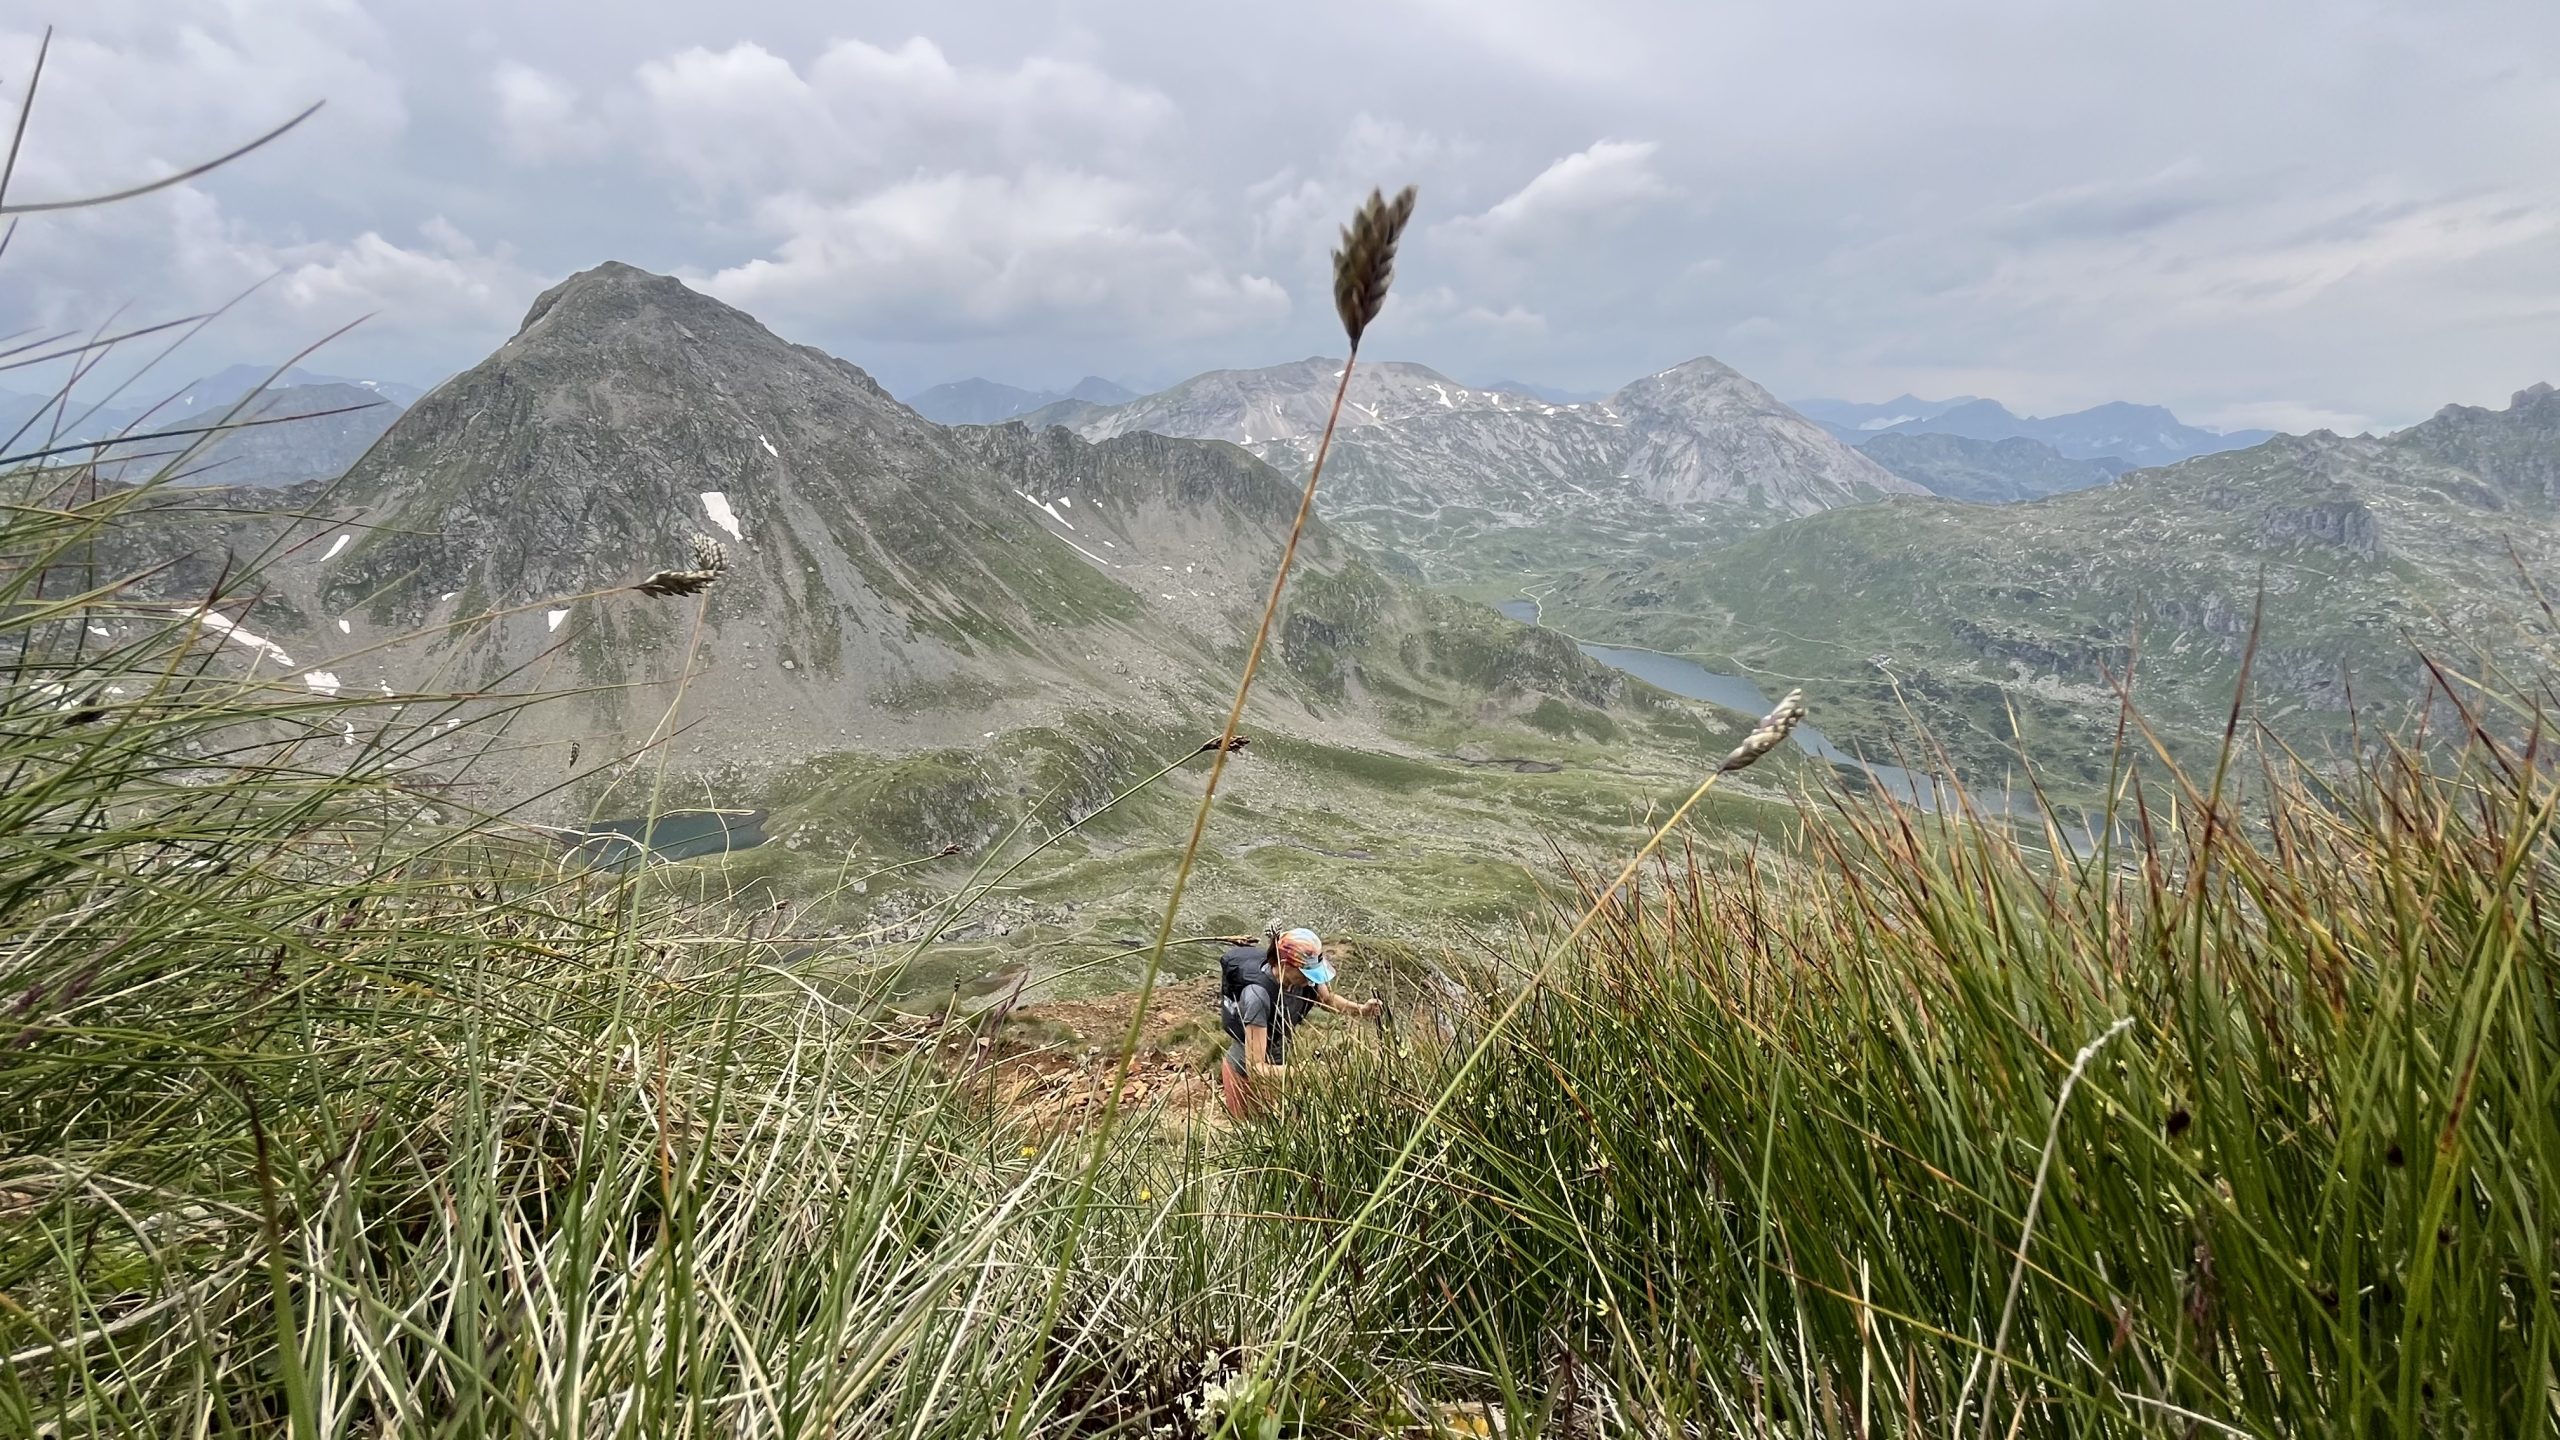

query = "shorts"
[{"left": 1220, "top": 1058, "right": 1258, "bottom": 1119}]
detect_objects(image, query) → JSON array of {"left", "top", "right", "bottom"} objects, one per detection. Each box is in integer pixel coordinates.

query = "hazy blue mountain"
[
  {"left": 1480, "top": 378, "right": 1608, "bottom": 405},
  {"left": 4, "top": 364, "right": 425, "bottom": 454},
  {"left": 1792, "top": 394, "right": 1980, "bottom": 442},
  {"left": 173, "top": 364, "right": 428, "bottom": 410},
  {"left": 1844, "top": 396, "right": 2274, "bottom": 466},
  {"left": 907, "top": 375, "right": 1140, "bottom": 425},
  {"left": 1856, "top": 431, "right": 2131, "bottom": 503},
  {"left": 3, "top": 369, "right": 414, "bottom": 486},
  {"left": 1062, "top": 375, "right": 1138, "bottom": 405},
  {"left": 905, "top": 378, "right": 1056, "bottom": 425}
]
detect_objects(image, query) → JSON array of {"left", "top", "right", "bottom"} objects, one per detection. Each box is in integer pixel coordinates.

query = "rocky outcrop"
[
  {"left": 1948, "top": 617, "right": 2130, "bottom": 678},
  {"left": 2257, "top": 498, "right": 2381, "bottom": 557},
  {"left": 2394, "top": 382, "right": 2560, "bottom": 508},
  {"left": 1856, "top": 432, "right": 2123, "bottom": 504},
  {"left": 1609, "top": 358, "right": 1921, "bottom": 513},
  {"left": 1020, "top": 353, "right": 1924, "bottom": 566},
  {"left": 84, "top": 262, "right": 1652, "bottom": 830}
]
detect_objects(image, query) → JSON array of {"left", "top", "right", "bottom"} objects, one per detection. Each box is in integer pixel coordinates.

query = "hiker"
[{"left": 1218, "top": 927, "right": 1382, "bottom": 1118}]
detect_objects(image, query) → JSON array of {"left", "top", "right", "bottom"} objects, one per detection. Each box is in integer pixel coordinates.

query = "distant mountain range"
[
  {"left": 1854, "top": 432, "right": 2132, "bottom": 503},
  {"left": 904, "top": 375, "right": 1139, "bottom": 426},
  {"left": 1794, "top": 392, "right": 2275, "bottom": 467},
  {"left": 85, "top": 263, "right": 1746, "bottom": 918},
  {"left": 1789, "top": 395, "right": 1983, "bottom": 435},
  {"left": 1478, "top": 378, "right": 1608, "bottom": 405},
  {"left": 1007, "top": 356, "right": 1924, "bottom": 580},
  {"left": 4, "top": 364, "right": 425, "bottom": 488},
  {"left": 1555, "top": 383, "right": 2560, "bottom": 794}
]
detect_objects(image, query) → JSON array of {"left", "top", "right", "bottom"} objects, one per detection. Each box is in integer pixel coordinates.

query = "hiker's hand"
[{"left": 1360, "top": 999, "right": 1385, "bottom": 1020}]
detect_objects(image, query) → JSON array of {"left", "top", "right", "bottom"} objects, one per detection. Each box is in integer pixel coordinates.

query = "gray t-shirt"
[
  {"left": 1224, "top": 983, "right": 1274, "bottom": 1077},
  {"left": 1221, "top": 956, "right": 1315, "bottom": 1076}
]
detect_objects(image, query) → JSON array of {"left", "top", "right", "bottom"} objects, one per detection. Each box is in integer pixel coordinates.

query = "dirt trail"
[{"left": 956, "top": 976, "right": 1228, "bottom": 1134}]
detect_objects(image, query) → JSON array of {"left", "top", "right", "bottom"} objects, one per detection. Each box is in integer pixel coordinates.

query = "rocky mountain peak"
[
  {"left": 2394, "top": 379, "right": 2560, "bottom": 507},
  {"left": 1609, "top": 356, "right": 1793, "bottom": 420},
  {"left": 505, "top": 261, "right": 900, "bottom": 415},
  {"left": 1604, "top": 356, "right": 1924, "bottom": 512}
]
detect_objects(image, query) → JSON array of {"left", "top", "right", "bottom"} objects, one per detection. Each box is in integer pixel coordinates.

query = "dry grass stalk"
[
  {"left": 1050, "top": 183, "right": 1421, "bottom": 1407},
  {"left": 1269, "top": 686, "right": 1819, "bottom": 1347}
]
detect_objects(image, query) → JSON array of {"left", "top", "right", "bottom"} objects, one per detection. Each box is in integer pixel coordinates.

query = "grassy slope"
[
  {"left": 1551, "top": 429, "right": 2556, "bottom": 799},
  {"left": 7, "top": 468, "right": 2557, "bottom": 1437}
]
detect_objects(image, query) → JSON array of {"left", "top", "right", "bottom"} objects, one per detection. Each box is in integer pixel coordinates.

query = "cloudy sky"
[{"left": 7, "top": 0, "right": 2558, "bottom": 432}]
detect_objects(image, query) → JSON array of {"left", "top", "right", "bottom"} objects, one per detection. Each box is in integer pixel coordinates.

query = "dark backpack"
[
  {"left": 1219, "top": 941, "right": 1278, "bottom": 1023},
  {"left": 1219, "top": 940, "right": 1312, "bottom": 1062}
]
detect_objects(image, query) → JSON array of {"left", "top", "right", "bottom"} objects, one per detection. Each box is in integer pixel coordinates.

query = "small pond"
[
  {"left": 572, "top": 809, "right": 770, "bottom": 870},
  {"left": 1494, "top": 597, "right": 2110, "bottom": 852},
  {"left": 1496, "top": 598, "right": 1953, "bottom": 807}
]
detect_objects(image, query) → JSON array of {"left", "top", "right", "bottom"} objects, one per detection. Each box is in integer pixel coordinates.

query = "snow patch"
[
  {"left": 1857, "top": 416, "right": 1915, "bottom": 431},
  {"left": 193, "top": 608, "right": 296, "bottom": 672},
  {"left": 322, "top": 532, "right": 352, "bottom": 561},
  {"left": 1016, "top": 491, "right": 1075, "bottom": 530},
  {"left": 701, "top": 491, "right": 743, "bottom": 540},
  {"left": 339, "top": 720, "right": 357, "bottom": 746},
  {"left": 1055, "top": 495, "right": 1071, "bottom": 508},
  {"left": 302, "top": 670, "right": 343, "bottom": 697},
  {"left": 1054, "top": 536, "right": 1117, "bottom": 569},
  {"left": 547, "top": 608, "right": 570, "bottom": 632},
  {"left": 759, "top": 434, "right": 778, "bottom": 458},
  {"left": 337, "top": 619, "right": 351, "bottom": 634},
  {"left": 87, "top": 625, "right": 110, "bottom": 639}
]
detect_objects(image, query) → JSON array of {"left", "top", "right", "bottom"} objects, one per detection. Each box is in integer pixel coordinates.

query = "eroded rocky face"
[
  {"left": 73, "top": 262, "right": 1663, "bottom": 828},
  {"left": 1014, "top": 353, "right": 1921, "bottom": 579}
]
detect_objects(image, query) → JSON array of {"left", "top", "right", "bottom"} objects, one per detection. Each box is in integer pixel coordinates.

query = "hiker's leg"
[{"left": 1220, "top": 1060, "right": 1252, "bottom": 1118}]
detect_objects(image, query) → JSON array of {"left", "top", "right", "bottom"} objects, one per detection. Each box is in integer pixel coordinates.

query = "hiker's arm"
[
  {"left": 1243, "top": 1025, "right": 1286, "bottom": 1076},
  {"left": 1312, "top": 985, "right": 1383, "bottom": 1019}
]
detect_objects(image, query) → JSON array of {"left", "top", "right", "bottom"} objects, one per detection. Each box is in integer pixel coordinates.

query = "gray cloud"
[{"left": 8, "top": 0, "right": 2559, "bottom": 432}]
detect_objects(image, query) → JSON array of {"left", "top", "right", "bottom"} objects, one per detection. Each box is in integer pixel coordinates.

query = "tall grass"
[
  {"left": 1255, "top": 708, "right": 2559, "bottom": 1435},
  {"left": 8, "top": 72, "right": 2555, "bottom": 1433},
  {"left": 0, "top": 477, "right": 1385, "bottom": 1437},
  {"left": 9, "top": 434, "right": 2558, "bottom": 1437}
]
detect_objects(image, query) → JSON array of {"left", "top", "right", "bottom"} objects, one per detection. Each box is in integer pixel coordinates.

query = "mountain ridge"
[
  {"left": 1797, "top": 391, "right": 2276, "bottom": 466},
  {"left": 907, "top": 374, "right": 1140, "bottom": 425},
  {"left": 1550, "top": 381, "right": 2560, "bottom": 794},
  {"left": 91, "top": 260, "right": 1759, "bottom": 895},
  {"left": 1011, "top": 352, "right": 1923, "bottom": 580},
  {"left": 1856, "top": 431, "right": 2130, "bottom": 503}
]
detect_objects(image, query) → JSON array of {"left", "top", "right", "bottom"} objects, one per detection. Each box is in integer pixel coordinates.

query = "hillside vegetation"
[
  {"left": 6, "top": 454, "right": 2553, "bottom": 1437},
  {"left": 1551, "top": 389, "right": 2560, "bottom": 799}
]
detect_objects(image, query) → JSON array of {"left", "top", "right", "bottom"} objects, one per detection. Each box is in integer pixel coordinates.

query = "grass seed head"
[
  {"left": 632, "top": 534, "right": 731, "bottom": 598},
  {"left": 1332, "top": 184, "right": 1419, "bottom": 350},
  {"left": 1718, "top": 688, "right": 1806, "bottom": 773}
]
